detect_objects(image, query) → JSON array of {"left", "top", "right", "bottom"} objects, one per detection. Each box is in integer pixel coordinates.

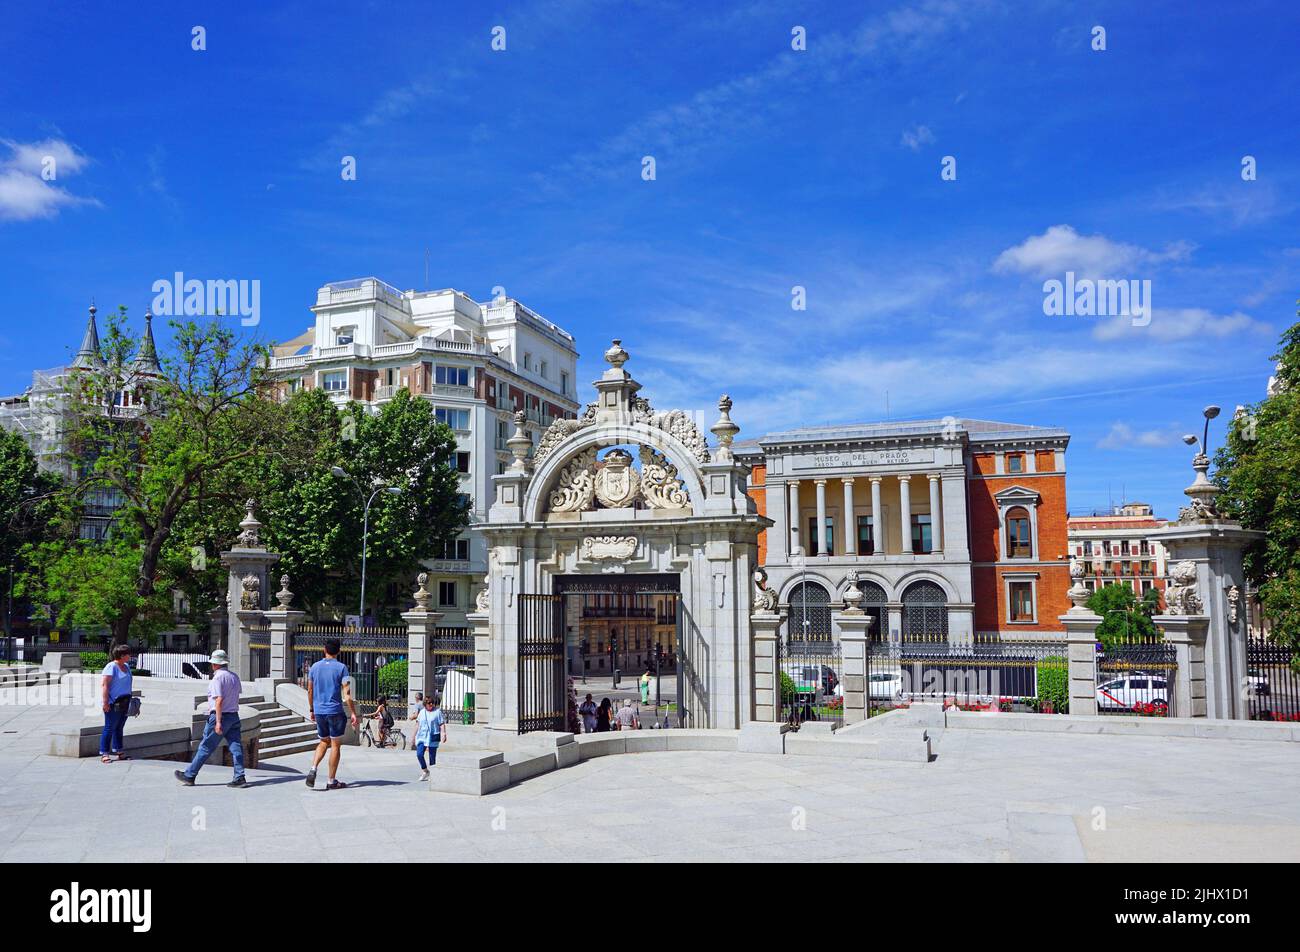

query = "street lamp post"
[{"left": 331, "top": 467, "right": 403, "bottom": 629}]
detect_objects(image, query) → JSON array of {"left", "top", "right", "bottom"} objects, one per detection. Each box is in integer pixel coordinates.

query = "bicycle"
[{"left": 360, "top": 719, "right": 407, "bottom": 749}]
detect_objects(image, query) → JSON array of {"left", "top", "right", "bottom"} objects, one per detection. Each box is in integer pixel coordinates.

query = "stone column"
[
  {"left": 219, "top": 501, "right": 280, "bottom": 682},
  {"left": 469, "top": 607, "right": 491, "bottom": 729},
  {"left": 1155, "top": 614, "right": 1208, "bottom": 718},
  {"left": 1060, "top": 563, "right": 1101, "bottom": 716},
  {"left": 262, "top": 574, "right": 304, "bottom": 683},
  {"left": 814, "top": 479, "right": 828, "bottom": 557},
  {"left": 402, "top": 574, "right": 445, "bottom": 706},
  {"left": 750, "top": 610, "right": 782, "bottom": 723},
  {"left": 869, "top": 477, "right": 884, "bottom": 555},
  {"left": 841, "top": 478, "right": 855, "bottom": 555},
  {"left": 836, "top": 576, "right": 874, "bottom": 724},
  {"left": 233, "top": 610, "right": 265, "bottom": 683},
  {"left": 886, "top": 603, "right": 903, "bottom": 643},
  {"left": 898, "top": 475, "right": 912, "bottom": 554},
  {"left": 787, "top": 480, "right": 801, "bottom": 555},
  {"left": 927, "top": 474, "right": 942, "bottom": 553}
]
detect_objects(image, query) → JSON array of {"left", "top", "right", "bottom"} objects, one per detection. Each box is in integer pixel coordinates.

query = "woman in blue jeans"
[
  {"left": 99, "top": 645, "right": 134, "bottom": 763},
  {"left": 413, "top": 694, "right": 447, "bottom": 781}
]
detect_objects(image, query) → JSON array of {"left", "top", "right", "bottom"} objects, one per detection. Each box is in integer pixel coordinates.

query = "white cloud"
[
  {"left": 992, "top": 225, "right": 1193, "bottom": 280},
  {"left": 0, "top": 138, "right": 96, "bottom": 222},
  {"left": 1092, "top": 307, "right": 1271, "bottom": 342},
  {"left": 1097, "top": 422, "right": 1183, "bottom": 450},
  {"left": 900, "top": 124, "right": 935, "bottom": 151},
  {"left": 1153, "top": 181, "right": 1288, "bottom": 227}
]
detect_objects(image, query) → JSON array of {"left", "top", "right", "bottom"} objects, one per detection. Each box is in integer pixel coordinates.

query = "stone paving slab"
[{"left": 2, "top": 700, "right": 1300, "bottom": 862}]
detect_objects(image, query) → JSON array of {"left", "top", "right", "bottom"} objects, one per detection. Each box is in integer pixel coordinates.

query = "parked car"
[
  {"left": 867, "top": 671, "right": 903, "bottom": 700},
  {"left": 180, "top": 660, "right": 213, "bottom": 679},
  {"left": 1246, "top": 669, "right": 1271, "bottom": 697},
  {"left": 780, "top": 662, "right": 838, "bottom": 698},
  {"left": 1096, "top": 674, "right": 1169, "bottom": 711}
]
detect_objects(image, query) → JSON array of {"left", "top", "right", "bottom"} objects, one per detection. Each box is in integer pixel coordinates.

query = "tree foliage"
[
  {"left": 1215, "top": 315, "right": 1300, "bottom": 649},
  {"left": 1086, "top": 582, "right": 1161, "bottom": 648}
]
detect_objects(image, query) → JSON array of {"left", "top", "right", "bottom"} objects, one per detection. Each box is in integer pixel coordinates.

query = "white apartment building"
[
  {"left": 1066, "top": 502, "right": 1170, "bottom": 605},
  {"left": 267, "top": 278, "right": 580, "bottom": 632}
]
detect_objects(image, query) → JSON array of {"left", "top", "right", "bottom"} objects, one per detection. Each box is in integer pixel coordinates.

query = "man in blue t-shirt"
[{"left": 305, "top": 638, "right": 359, "bottom": 790}]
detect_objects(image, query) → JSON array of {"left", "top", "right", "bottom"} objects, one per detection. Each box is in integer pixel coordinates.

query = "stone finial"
[
  {"left": 751, "top": 568, "right": 778, "bottom": 615},
  {"left": 710, "top": 394, "right": 740, "bottom": 463},
  {"left": 1066, "top": 557, "right": 1091, "bottom": 612},
  {"left": 604, "top": 338, "right": 629, "bottom": 369},
  {"left": 507, "top": 410, "right": 532, "bottom": 472},
  {"left": 275, "top": 574, "right": 293, "bottom": 609},
  {"left": 413, "top": 572, "right": 432, "bottom": 612},
  {"left": 842, "top": 569, "right": 865, "bottom": 615},
  {"left": 237, "top": 499, "right": 263, "bottom": 548}
]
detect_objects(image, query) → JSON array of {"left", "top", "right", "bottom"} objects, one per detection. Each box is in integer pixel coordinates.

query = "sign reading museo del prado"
[{"left": 794, "top": 448, "right": 937, "bottom": 471}]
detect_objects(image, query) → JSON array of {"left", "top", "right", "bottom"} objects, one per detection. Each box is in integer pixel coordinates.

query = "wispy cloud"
[
  {"left": 899, "top": 124, "right": 935, "bottom": 151},
  {"left": 1152, "top": 180, "right": 1289, "bottom": 227},
  {"left": 1097, "top": 422, "right": 1184, "bottom": 450},
  {"left": 0, "top": 138, "right": 98, "bottom": 222},
  {"left": 1092, "top": 306, "right": 1271, "bottom": 342},
  {"left": 993, "top": 225, "right": 1193, "bottom": 280}
]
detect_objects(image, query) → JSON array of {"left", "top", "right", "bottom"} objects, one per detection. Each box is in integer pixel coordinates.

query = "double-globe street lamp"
[{"left": 330, "top": 467, "right": 403, "bottom": 629}]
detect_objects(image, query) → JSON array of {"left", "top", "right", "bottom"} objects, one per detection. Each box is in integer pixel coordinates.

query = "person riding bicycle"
[{"left": 370, "top": 699, "right": 395, "bottom": 746}]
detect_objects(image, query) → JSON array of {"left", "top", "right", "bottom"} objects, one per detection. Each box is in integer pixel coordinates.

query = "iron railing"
[{"left": 1246, "top": 636, "right": 1300, "bottom": 721}]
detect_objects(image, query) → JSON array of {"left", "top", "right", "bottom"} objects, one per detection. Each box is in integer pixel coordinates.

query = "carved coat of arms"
[{"left": 594, "top": 449, "right": 640, "bottom": 508}]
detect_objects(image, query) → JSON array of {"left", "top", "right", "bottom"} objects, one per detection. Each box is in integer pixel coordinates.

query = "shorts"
[{"left": 315, "top": 713, "right": 348, "bottom": 739}]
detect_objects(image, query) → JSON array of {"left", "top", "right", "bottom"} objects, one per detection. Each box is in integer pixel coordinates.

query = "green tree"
[
  {"left": 1214, "top": 315, "right": 1300, "bottom": 650},
  {"left": 1086, "top": 582, "right": 1161, "bottom": 648},
  {"left": 0, "top": 428, "right": 66, "bottom": 634}
]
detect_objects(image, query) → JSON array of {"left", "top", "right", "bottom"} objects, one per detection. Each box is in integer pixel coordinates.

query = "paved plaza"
[{"left": 2, "top": 700, "right": 1298, "bottom": 863}]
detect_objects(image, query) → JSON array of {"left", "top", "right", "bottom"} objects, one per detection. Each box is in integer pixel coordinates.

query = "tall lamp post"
[{"left": 331, "top": 467, "right": 403, "bottom": 629}]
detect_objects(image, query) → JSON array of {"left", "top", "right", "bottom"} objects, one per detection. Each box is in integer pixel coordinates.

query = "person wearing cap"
[{"left": 175, "top": 649, "right": 247, "bottom": 788}]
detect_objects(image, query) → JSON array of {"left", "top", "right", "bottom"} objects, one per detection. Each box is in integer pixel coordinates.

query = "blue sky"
[{"left": 1, "top": 0, "right": 1297, "bottom": 518}]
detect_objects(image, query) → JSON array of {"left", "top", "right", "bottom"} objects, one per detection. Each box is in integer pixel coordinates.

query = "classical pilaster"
[
  {"left": 898, "top": 475, "right": 912, "bottom": 554},
  {"left": 814, "top": 479, "right": 828, "bottom": 556},
  {"left": 836, "top": 581, "right": 874, "bottom": 725},
  {"left": 468, "top": 609, "right": 491, "bottom": 728},
  {"left": 869, "top": 477, "right": 883, "bottom": 555},
  {"left": 750, "top": 610, "right": 782, "bottom": 723},
  {"left": 841, "top": 478, "right": 855, "bottom": 555},
  {"left": 787, "top": 480, "right": 801, "bottom": 555},
  {"left": 927, "top": 473, "right": 942, "bottom": 553}
]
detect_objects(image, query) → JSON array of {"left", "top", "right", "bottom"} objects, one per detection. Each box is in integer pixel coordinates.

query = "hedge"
[{"left": 1036, "top": 656, "right": 1069, "bottom": 714}]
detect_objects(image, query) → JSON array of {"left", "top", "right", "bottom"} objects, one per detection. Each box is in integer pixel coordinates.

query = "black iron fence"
[
  {"left": 867, "top": 635, "right": 1070, "bottom": 714},
  {"left": 1095, "top": 637, "right": 1176, "bottom": 717},
  {"left": 431, "top": 627, "right": 475, "bottom": 725},
  {"left": 1246, "top": 635, "right": 1300, "bottom": 721},
  {"left": 778, "top": 638, "right": 843, "bottom": 730},
  {"left": 293, "top": 625, "right": 410, "bottom": 713}
]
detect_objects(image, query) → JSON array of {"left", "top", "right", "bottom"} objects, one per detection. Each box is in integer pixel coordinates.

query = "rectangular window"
[
  {"left": 440, "top": 538, "right": 470, "bottom": 561},
  {"left": 321, "top": 370, "right": 347, "bottom": 392},
  {"left": 560, "top": 371, "right": 569, "bottom": 394},
  {"left": 455, "top": 451, "right": 471, "bottom": 473},
  {"left": 335, "top": 327, "right": 354, "bottom": 345},
  {"left": 856, "top": 515, "right": 874, "bottom": 555},
  {"left": 1007, "top": 516, "right": 1032, "bottom": 558},
  {"left": 435, "top": 365, "right": 470, "bottom": 387},
  {"left": 523, "top": 353, "right": 532, "bottom": 370},
  {"left": 540, "top": 360, "right": 548, "bottom": 378},
  {"left": 1009, "top": 581, "right": 1035, "bottom": 622},
  {"left": 911, "top": 514, "right": 932, "bottom": 554},
  {"left": 1007, "top": 454, "right": 1024, "bottom": 473},
  {"left": 806, "top": 516, "right": 834, "bottom": 556},
  {"left": 435, "top": 407, "right": 470, "bottom": 430},
  {"left": 438, "top": 581, "right": 457, "bottom": 607}
]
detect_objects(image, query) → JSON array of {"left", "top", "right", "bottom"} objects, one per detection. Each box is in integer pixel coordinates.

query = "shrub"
[
  {"left": 1036, "top": 656, "right": 1069, "bottom": 714},
  {"left": 79, "top": 651, "right": 109, "bottom": 672},
  {"left": 779, "top": 670, "right": 796, "bottom": 700},
  {"left": 377, "top": 659, "right": 408, "bottom": 699}
]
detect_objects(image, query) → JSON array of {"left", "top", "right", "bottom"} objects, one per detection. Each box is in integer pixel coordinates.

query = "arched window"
[
  {"left": 787, "top": 581, "right": 832, "bottom": 643},
  {"left": 856, "top": 580, "right": 888, "bottom": 643},
  {"left": 901, "top": 580, "right": 947, "bottom": 640},
  {"left": 1006, "top": 506, "right": 1033, "bottom": 559}
]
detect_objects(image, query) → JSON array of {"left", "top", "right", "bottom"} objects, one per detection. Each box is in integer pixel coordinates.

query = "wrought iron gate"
[{"left": 518, "top": 593, "right": 566, "bottom": 734}]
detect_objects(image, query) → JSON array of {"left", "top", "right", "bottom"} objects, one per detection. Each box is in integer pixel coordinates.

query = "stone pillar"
[
  {"left": 1060, "top": 562, "right": 1101, "bottom": 716},
  {"left": 886, "top": 602, "right": 903, "bottom": 643},
  {"left": 219, "top": 501, "right": 280, "bottom": 682},
  {"left": 814, "top": 479, "right": 828, "bottom": 556},
  {"left": 750, "top": 610, "right": 782, "bottom": 723},
  {"left": 402, "top": 574, "right": 445, "bottom": 707},
  {"left": 787, "top": 480, "right": 801, "bottom": 555},
  {"left": 870, "top": 477, "right": 884, "bottom": 555},
  {"left": 836, "top": 606, "right": 874, "bottom": 725},
  {"left": 841, "top": 478, "right": 855, "bottom": 555},
  {"left": 927, "top": 474, "right": 942, "bottom": 553},
  {"left": 263, "top": 574, "right": 304, "bottom": 682},
  {"left": 468, "top": 609, "right": 491, "bottom": 728},
  {"left": 233, "top": 610, "right": 265, "bottom": 683},
  {"left": 898, "top": 475, "right": 912, "bottom": 554},
  {"left": 1156, "top": 614, "right": 1208, "bottom": 718}
]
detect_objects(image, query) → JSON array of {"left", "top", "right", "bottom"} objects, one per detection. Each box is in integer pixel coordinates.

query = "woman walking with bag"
[{"left": 99, "top": 644, "right": 134, "bottom": 763}]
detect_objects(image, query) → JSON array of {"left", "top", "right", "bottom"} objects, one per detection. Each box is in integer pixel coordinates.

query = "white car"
[
  {"left": 1096, "top": 674, "right": 1169, "bottom": 712},
  {"left": 868, "top": 671, "right": 903, "bottom": 700}
]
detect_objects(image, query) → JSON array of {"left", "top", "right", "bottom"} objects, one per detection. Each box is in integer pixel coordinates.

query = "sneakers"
[
  {"left": 419, "top": 769, "right": 429, "bottom": 781},
  {"left": 326, "top": 779, "right": 348, "bottom": 790},
  {"left": 305, "top": 767, "right": 317, "bottom": 789},
  {"left": 227, "top": 776, "right": 248, "bottom": 788},
  {"left": 174, "top": 770, "right": 194, "bottom": 786}
]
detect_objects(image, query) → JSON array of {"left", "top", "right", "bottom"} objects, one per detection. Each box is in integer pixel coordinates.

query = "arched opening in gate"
[
  {"left": 901, "top": 580, "right": 948, "bottom": 642},
  {"left": 786, "top": 581, "right": 833, "bottom": 643},
  {"left": 781, "top": 580, "right": 840, "bottom": 730},
  {"left": 856, "top": 580, "right": 888, "bottom": 644}
]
